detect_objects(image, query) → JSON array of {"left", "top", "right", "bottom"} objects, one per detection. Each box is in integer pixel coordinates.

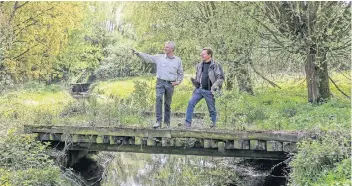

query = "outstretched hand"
[{"left": 130, "top": 49, "right": 138, "bottom": 55}]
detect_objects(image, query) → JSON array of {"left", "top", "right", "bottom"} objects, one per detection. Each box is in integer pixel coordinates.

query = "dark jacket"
[{"left": 192, "top": 59, "right": 225, "bottom": 91}]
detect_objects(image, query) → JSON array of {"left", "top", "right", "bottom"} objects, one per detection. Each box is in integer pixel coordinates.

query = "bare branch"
[
  {"left": 12, "top": 43, "right": 39, "bottom": 60},
  {"left": 8, "top": 2, "right": 28, "bottom": 24},
  {"left": 329, "top": 75, "right": 350, "bottom": 99},
  {"left": 16, "top": 1, "right": 28, "bottom": 9},
  {"left": 250, "top": 62, "right": 281, "bottom": 89}
]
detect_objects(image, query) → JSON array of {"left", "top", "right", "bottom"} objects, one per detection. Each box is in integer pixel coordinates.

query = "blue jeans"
[{"left": 185, "top": 88, "right": 216, "bottom": 125}]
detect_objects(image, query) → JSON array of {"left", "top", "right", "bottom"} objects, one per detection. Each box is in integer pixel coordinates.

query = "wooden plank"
[
  {"left": 24, "top": 125, "right": 303, "bottom": 142},
  {"left": 142, "top": 111, "right": 205, "bottom": 119},
  {"left": 69, "top": 143, "right": 288, "bottom": 160}
]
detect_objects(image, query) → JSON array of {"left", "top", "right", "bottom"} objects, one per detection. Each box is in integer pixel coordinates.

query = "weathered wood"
[
  {"left": 175, "top": 138, "right": 185, "bottom": 147},
  {"left": 96, "top": 136, "right": 103, "bottom": 144},
  {"left": 250, "top": 140, "right": 266, "bottom": 151},
  {"left": 147, "top": 138, "right": 156, "bottom": 146},
  {"left": 25, "top": 125, "right": 303, "bottom": 142},
  {"left": 24, "top": 125, "right": 306, "bottom": 159},
  {"left": 225, "top": 140, "right": 234, "bottom": 149},
  {"left": 69, "top": 143, "right": 288, "bottom": 160},
  {"left": 234, "top": 140, "right": 243, "bottom": 149},
  {"left": 61, "top": 134, "right": 71, "bottom": 142},
  {"left": 218, "top": 142, "right": 225, "bottom": 152},
  {"left": 142, "top": 111, "right": 205, "bottom": 119},
  {"left": 38, "top": 133, "right": 50, "bottom": 141},
  {"left": 283, "top": 142, "right": 297, "bottom": 152},
  {"left": 135, "top": 137, "right": 142, "bottom": 145},
  {"left": 162, "top": 138, "right": 174, "bottom": 147},
  {"left": 127, "top": 137, "right": 134, "bottom": 145},
  {"left": 72, "top": 134, "right": 96, "bottom": 143},
  {"left": 234, "top": 140, "right": 250, "bottom": 150},
  {"left": 204, "top": 139, "right": 211, "bottom": 148},
  {"left": 49, "top": 133, "right": 61, "bottom": 141},
  {"left": 266, "top": 141, "right": 283, "bottom": 151},
  {"left": 210, "top": 140, "right": 217, "bottom": 148},
  {"left": 243, "top": 140, "right": 250, "bottom": 150}
]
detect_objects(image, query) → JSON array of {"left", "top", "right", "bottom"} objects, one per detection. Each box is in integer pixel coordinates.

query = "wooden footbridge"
[{"left": 24, "top": 125, "right": 307, "bottom": 161}]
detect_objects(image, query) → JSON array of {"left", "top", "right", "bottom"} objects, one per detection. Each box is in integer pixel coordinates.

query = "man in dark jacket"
[{"left": 185, "top": 47, "right": 225, "bottom": 129}]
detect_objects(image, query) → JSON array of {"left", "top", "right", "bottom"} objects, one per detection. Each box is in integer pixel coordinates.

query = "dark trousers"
[{"left": 156, "top": 79, "right": 174, "bottom": 124}]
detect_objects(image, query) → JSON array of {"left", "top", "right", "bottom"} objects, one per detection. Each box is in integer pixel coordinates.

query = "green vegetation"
[
  {"left": 0, "top": 74, "right": 350, "bottom": 185},
  {"left": 289, "top": 131, "right": 351, "bottom": 185},
  {"left": 0, "top": 1, "right": 350, "bottom": 185},
  {"left": 0, "top": 130, "right": 64, "bottom": 185}
]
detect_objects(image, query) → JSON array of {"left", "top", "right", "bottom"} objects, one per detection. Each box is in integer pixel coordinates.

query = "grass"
[
  {"left": 0, "top": 72, "right": 350, "bottom": 132},
  {"left": 92, "top": 75, "right": 156, "bottom": 98},
  {"left": 0, "top": 73, "right": 350, "bottom": 186}
]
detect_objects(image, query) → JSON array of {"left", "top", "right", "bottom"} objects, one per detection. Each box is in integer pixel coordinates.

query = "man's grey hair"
[{"left": 165, "top": 41, "right": 176, "bottom": 51}]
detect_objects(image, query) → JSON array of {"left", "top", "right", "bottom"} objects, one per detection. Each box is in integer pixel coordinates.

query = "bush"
[
  {"left": 289, "top": 130, "right": 351, "bottom": 186},
  {"left": 0, "top": 129, "right": 63, "bottom": 185}
]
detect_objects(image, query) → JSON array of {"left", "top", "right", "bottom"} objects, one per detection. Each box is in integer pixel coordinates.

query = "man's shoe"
[
  {"left": 164, "top": 123, "right": 171, "bottom": 129},
  {"left": 153, "top": 121, "right": 161, "bottom": 129},
  {"left": 184, "top": 122, "right": 191, "bottom": 129},
  {"left": 210, "top": 123, "right": 216, "bottom": 129}
]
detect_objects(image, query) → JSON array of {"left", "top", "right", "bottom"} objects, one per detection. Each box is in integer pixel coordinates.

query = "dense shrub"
[
  {"left": 289, "top": 130, "right": 351, "bottom": 186},
  {"left": 0, "top": 130, "right": 63, "bottom": 185}
]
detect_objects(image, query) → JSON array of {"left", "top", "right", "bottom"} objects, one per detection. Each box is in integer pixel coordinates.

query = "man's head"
[
  {"left": 164, "top": 41, "right": 175, "bottom": 55},
  {"left": 201, "top": 47, "right": 213, "bottom": 62}
]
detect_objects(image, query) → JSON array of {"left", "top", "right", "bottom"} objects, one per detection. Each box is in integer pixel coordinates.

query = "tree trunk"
[
  {"left": 305, "top": 46, "right": 330, "bottom": 103},
  {"left": 233, "top": 58, "right": 254, "bottom": 95},
  {"left": 225, "top": 73, "right": 234, "bottom": 90}
]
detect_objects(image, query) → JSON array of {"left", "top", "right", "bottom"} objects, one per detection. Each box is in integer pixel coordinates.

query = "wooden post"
[
  {"left": 266, "top": 141, "right": 283, "bottom": 151},
  {"left": 218, "top": 142, "right": 225, "bottom": 152},
  {"left": 135, "top": 137, "right": 142, "bottom": 145},
  {"left": 96, "top": 136, "right": 103, "bottom": 144},
  {"left": 250, "top": 140, "right": 266, "bottom": 150},
  {"left": 204, "top": 139, "right": 211, "bottom": 149},
  {"left": 147, "top": 138, "right": 156, "bottom": 146}
]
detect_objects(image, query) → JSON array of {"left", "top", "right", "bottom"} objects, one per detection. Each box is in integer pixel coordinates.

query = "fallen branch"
[
  {"left": 250, "top": 62, "right": 281, "bottom": 89},
  {"left": 329, "top": 75, "right": 350, "bottom": 99}
]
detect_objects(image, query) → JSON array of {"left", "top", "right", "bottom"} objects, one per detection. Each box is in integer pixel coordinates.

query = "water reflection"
[{"left": 99, "top": 152, "right": 286, "bottom": 186}]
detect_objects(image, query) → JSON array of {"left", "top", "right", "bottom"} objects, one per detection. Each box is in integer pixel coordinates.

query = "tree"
[
  {"left": 122, "top": 2, "right": 260, "bottom": 94},
  {"left": 0, "top": 2, "right": 85, "bottom": 83},
  {"left": 256, "top": 1, "right": 351, "bottom": 103}
]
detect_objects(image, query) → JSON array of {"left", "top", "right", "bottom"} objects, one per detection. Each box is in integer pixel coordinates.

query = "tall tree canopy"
[{"left": 255, "top": 1, "right": 351, "bottom": 102}]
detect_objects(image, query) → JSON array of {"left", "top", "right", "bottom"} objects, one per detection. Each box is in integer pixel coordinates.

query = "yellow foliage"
[{"left": 2, "top": 2, "right": 86, "bottom": 82}]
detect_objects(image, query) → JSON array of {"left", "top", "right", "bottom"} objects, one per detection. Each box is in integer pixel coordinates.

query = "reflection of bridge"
[{"left": 25, "top": 125, "right": 305, "bottom": 162}]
